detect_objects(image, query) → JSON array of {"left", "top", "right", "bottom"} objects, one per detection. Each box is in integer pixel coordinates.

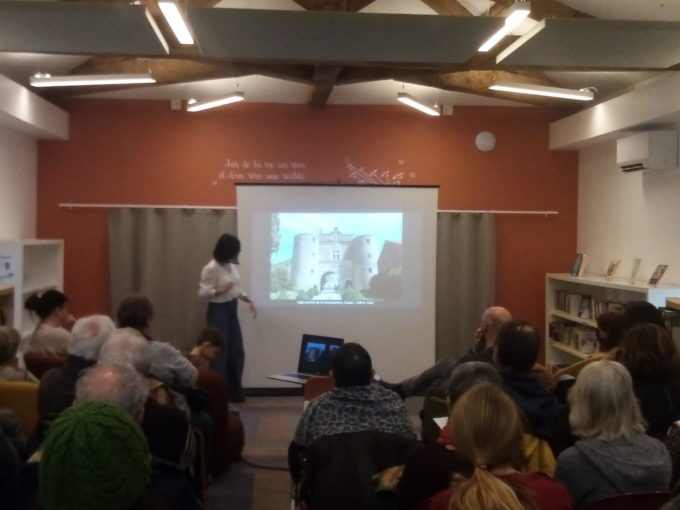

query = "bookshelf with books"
[
  {"left": 546, "top": 273, "right": 680, "bottom": 367},
  {"left": 0, "top": 240, "right": 64, "bottom": 335}
]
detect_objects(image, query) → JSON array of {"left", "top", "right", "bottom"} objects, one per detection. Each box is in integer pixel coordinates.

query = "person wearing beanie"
[{"left": 40, "top": 401, "right": 150, "bottom": 510}]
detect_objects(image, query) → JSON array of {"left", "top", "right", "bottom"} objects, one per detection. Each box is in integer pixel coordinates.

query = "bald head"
[{"left": 481, "top": 306, "right": 512, "bottom": 346}]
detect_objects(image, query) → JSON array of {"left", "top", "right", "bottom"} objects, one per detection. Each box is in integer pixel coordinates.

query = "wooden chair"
[
  {"left": 303, "top": 376, "right": 334, "bottom": 403},
  {"left": 585, "top": 492, "right": 672, "bottom": 510},
  {"left": 0, "top": 380, "right": 39, "bottom": 436}
]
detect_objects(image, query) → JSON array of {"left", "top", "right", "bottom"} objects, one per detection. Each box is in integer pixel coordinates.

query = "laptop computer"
[{"left": 268, "top": 334, "right": 344, "bottom": 384}]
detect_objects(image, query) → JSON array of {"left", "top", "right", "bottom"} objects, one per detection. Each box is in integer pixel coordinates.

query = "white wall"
[
  {"left": 0, "top": 125, "right": 37, "bottom": 238},
  {"left": 578, "top": 124, "right": 680, "bottom": 286}
]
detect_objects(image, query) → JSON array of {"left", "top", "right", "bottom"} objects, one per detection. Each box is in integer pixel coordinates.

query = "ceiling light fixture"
[
  {"left": 30, "top": 72, "right": 156, "bottom": 88},
  {"left": 488, "top": 81, "right": 595, "bottom": 101},
  {"left": 186, "top": 91, "right": 245, "bottom": 112},
  {"left": 478, "top": 1, "right": 531, "bottom": 52},
  {"left": 397, "top": 92, "right": 440, "bottom": 116},
  {"left": 158, "top": 0, "right": 194, "bottom": 45}
]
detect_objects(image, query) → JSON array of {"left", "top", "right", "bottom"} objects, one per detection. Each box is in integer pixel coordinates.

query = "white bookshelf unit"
[
  {"left": 0, "top": 240, "right": 64, "bottom": 335},
  {"left": 546, "top": 273, "right": 680, "bottom": 367}
]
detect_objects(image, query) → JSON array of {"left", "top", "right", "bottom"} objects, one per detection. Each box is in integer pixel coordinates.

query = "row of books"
[
  {"left": 549, "top": 321, "right": 599, "bottom": 354},
  {"left": 553, "top": 291, "right": 623, "bottom": 320}
]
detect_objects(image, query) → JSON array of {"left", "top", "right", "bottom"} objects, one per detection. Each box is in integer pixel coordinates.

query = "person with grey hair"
[
  {"left": 396, "top": 362, "right": 502, "bottom": 510},
  {"left": 555, "top": 360, "right": 672, "bottom": 510},
  {"left": 75, "top": 363, "right": 149, "bottom": 422},
  {"left": 98, "top": 328, "right": 152, "bottom": 375},
  {"left": 384, "top": 306, "right": 512, "bottom": 398},
  {"left": 35, "top": 315, "right": 116, "bottom": 444}
]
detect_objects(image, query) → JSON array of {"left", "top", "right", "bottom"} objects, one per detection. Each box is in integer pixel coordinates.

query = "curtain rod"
[
  {"left": 59, "top": 203, "right": 558, "bottom": 216},
  {"left": 59, "top": 203, "right": 237, "bottom": 210}
]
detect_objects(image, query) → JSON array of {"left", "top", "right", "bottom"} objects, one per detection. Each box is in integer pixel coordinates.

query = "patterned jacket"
[{"left": 293, "top": 384, "right": 415, "bottom": 447}]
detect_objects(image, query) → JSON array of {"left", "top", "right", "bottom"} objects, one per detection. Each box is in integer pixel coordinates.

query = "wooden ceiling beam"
[
  {"left": 307, "top": 65, "right": 343, "bottom": 107},
  {"left": 491, "top": 0, "right": 593, "bottom": 19},
  {"left": 402, "top": 69, "right": 580, "bottom": 107},
  {"left": 420, "top": 0, "right": 473, "bottom": 16}
]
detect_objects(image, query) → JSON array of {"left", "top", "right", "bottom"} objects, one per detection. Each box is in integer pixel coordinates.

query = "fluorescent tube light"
[
  {"left": 158, "top": 0, "right": 194, "bottom": 45},
  {"left": 397, "top": 92, "right": 440, "bottom": 117},
  {"left": 145, "top": 8, "right": 169, "bottom": 54},
  {"left": 479, "top": 1, "right": 531, "bottom": 52},
  {"left": 187, "top": 92, "right": 245, "bottom": 112},
  {"left": 30, "top": 73, "right": 156, "bottom": 88},
  {"left": 488, "top": 81, "right": 595, "bottom": 101}
]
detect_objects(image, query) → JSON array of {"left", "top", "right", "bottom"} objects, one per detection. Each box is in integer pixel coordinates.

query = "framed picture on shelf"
[
  {"left": 604, "top": 259, "right": 621, "bottom": 281},
  {"left": 649, "top": 264, "right": 669, "bottom": 286}
]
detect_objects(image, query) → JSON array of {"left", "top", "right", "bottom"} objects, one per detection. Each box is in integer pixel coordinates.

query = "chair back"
[
  {"left": 299, "top": 431, "right": 417, "bottom": 510},
  {"left": 585, "top": 492, "right": 672, "bottom": 510},
  {"left": 23, "top": 352, "right": 65, "bottom": 379},
  {"left": 0, "top": 380, "right": 39, "bottom": 435}
]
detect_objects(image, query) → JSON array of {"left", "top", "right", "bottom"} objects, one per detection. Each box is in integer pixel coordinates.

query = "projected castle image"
[{"left": 290, "top": 228, "right": 377, "bottom": 295}]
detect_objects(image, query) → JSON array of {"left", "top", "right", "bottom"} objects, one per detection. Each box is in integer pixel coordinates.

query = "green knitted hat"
[{"left": 40, "top": 401, "right": 151, "bottom": 510}]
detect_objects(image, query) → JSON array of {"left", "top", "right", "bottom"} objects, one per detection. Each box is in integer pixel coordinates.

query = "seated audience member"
[
  {"left": 74, "top": 364, "right": 202, "bottom": 510},
  {"left": 397, "top": 362, "right": 500, "bottom": 510},
  {"left": 187, "top": 328, "right": 223, "bottom": 371},
  {"left": 495, "top": 320, "right": 559, "bottom": 442},
  {"left": 621, "top": 300, "right": 666, "bottom": 331},
  {"left": 39, "top": 401, "right": 151, "bottom": 510},
  {"left": 388, "top": 306, "right": 512, "bottom": 398},
  {"left": 616, "top": 322, "right": 680, "bottom": 439},
  {"left": 117, "top": 295, "right": 197, "bottom": 389},
  {"left": 35, "top": 315, "right": 115, "bottom": 443},
  {"left": 292, "top": 342, "right": 415, "bottom": 449},
  {"left": 555, "top": 360, "right": 672, "bottom": 510},
  {"left": 553, "top": 310, "right": 623, "bottom": 380},
  {"left": 99, "top": 330, "right": 195, "bottom": 467},
  {"left": 0, "top": 326, "right": 37, "bottom": 382},
  {"left": 428, "top": 384, "right": 571, "bottom": 510},
  {"left": 24, "top": 290, "right": 75, "bottom": 356}
]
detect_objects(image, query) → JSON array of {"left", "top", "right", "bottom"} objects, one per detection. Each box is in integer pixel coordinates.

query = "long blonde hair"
[{"left": 449, "top": 384, "right": 535, "bottom": 510}]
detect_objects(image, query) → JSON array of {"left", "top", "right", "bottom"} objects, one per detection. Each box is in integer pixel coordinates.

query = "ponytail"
[
  {"left": 25, "top": 290, "right": 68, "bottom": 320},
  {"left": 449, "top": 468, "right": 531, "bottom": 510}
]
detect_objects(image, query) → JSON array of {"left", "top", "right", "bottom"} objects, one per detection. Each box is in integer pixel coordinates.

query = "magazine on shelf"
[
  {"left": 649, "top": 264, "right": 669, "bottom": 286},
  {"left": 604, "top": 259, "right": 621, "bottom": 281},
  {"left": 629, "top": 258, "right": 641, "bottom": 284}
]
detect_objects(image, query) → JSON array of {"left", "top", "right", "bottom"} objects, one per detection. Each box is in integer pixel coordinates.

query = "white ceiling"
[{"left": 0, "top": 0, "right": 674, "bottom": 107}]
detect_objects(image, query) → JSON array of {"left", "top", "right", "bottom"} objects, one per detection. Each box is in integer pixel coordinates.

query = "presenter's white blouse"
[{"left": 198, "top": 260, "right": 244, "bottom": 303}]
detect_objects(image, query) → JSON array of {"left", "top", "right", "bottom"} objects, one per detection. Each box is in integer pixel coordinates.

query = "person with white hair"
[
  {"left": 35, "top": 315, "right": 116, "bottom": 442},
  {"left": 75, "top": 363, "right": 149, "bottom": 423},
  {"left": 555, "top": 360, "right": 672, "bottom": 509}
]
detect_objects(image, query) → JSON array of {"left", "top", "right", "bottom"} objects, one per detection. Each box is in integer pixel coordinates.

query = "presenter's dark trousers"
[{"left": 207, "top": 299, "right": 245, "bottom": 400}]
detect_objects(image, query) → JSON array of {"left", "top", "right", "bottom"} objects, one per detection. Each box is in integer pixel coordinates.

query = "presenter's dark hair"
[
  {"left": 332, "top": 342, "right": 372, "bottom": 387},
  {"left": 213, "top": 234, "right": 241, "bottom": 265},
  {"left": 495, "top": 320, "right": 539, "bottom": 374},
  {"left": 25, "top": 290, "right": 68, "bottom": 320},
  {"left": 117, "top": 295, "right": 154, "bottom": 331}
]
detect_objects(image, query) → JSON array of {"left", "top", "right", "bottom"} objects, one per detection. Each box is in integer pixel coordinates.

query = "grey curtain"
[
  {"left": 108, "top": 208, "right": 237, "bottom": 351},
  {"left": 436, "top": 213, "right": 495, "bottom": 360}
]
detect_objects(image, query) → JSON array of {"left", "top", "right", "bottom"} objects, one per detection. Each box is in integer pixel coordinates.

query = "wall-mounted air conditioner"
[{"left": 616, "top": 131, "right": 678, "bottom": 172}]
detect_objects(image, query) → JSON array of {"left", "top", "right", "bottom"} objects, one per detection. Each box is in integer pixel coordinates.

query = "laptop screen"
[{"left": 298, "top": 334, "right": 344, "bottom": 375}]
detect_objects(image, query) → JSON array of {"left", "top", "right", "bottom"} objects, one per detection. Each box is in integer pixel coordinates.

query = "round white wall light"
[{"left": 475, "top": 131, "right": 496, "bottom": 152}]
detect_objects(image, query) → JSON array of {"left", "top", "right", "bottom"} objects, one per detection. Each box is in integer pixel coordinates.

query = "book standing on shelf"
[
  {"left": 629, "top": 258, "right": 641, "bottom": 284},
  {"left": 604, "top": 259, "right": 621, "bottom": 281},
  {"left": 649, "top": 264, "right": 669, "bottom": 286},
  {"left": 570, "top": 253, "right": 589, "bottom": 277}
]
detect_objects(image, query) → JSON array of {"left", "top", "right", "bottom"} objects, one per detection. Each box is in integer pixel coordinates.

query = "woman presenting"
[{"left": 199, "top": 233, "right": 256, "bottom": 402}]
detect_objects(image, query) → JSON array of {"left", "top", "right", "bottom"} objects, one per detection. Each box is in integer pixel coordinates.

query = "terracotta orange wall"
[{"left": 37, "top": 99, "right": 577, "bottom": 352}]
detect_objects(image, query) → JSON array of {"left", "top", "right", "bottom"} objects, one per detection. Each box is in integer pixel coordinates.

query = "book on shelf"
[
  {"left": 649, "top": 264, "right": 669, "bottom": 286},
  {"left": 549, "top": 321, "right": 598, "bottom": 353},
  {"left": 578, "top": 295, "right": 593, "bottom": 319},
  {"left": 570, "top": 253, "right": 589, "bottom": 277},
  {"left": 629, "top": 258, "right": 641, "bottom": 284},
  {"left": 604, "top": 259, "right": 622, "bottom": 281}
]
